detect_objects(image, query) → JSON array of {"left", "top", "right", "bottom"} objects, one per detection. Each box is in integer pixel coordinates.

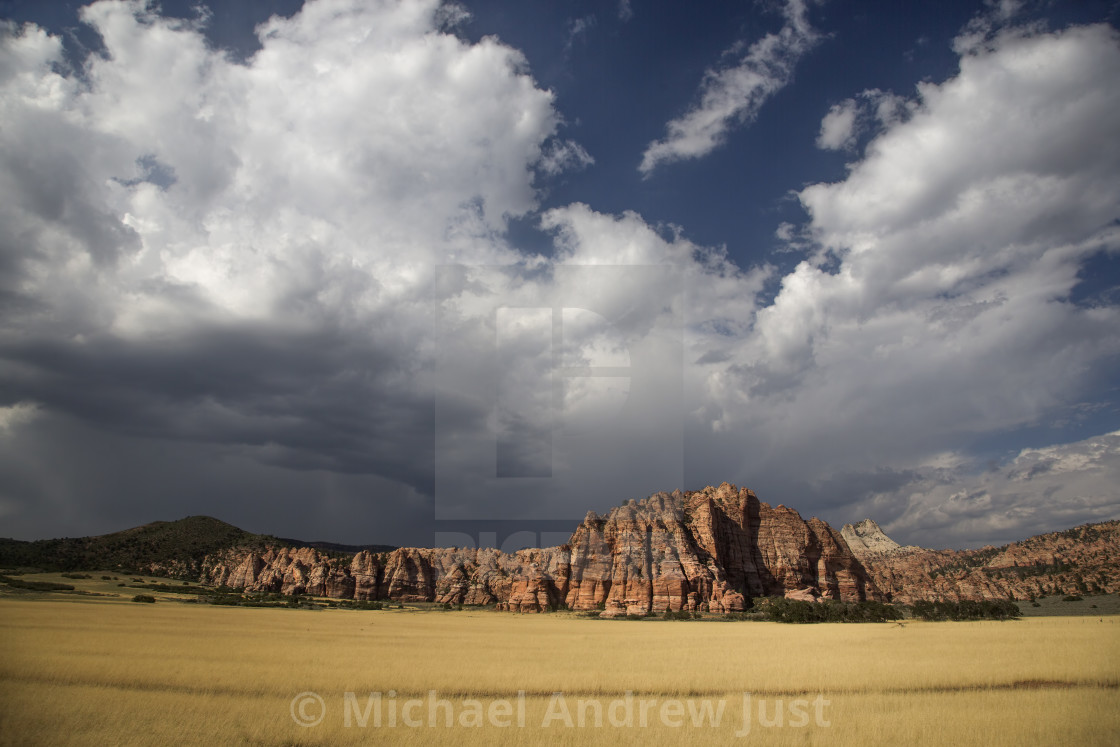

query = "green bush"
[
  {"left": 131, "top": 594, "right": 156, "bottom": 603},
  {"left": 1062, "top": 595, "right": 1083, "bottom": 602},
  {"left": 761, "top": 598, "right": 904, "bottom": 623},
  {"left": 0, "top": 574, "right": 75, "bottom": 591},
  {"left": 909, "top": 599, "right": 1020, "bottom": 620}
]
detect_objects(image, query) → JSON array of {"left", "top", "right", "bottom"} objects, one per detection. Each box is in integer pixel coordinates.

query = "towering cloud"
[{"left": 0, "top": 0, "right": 583, "bottom": 538}]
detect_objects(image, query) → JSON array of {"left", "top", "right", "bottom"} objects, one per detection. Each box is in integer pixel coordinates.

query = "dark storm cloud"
[
  {"left": 0, "top": 409, "right": 434, "bottom": 545},
  {"left": 0, "top": 323, "right": 435, "bottom": 491}
]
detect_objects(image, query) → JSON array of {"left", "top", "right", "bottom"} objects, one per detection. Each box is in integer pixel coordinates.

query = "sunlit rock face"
[
  {"left": 202, "top": 484, "right": 1120, "bottom": 609},
  {"left": 201, "top": 483, "right": 880, "bottom": 611}
]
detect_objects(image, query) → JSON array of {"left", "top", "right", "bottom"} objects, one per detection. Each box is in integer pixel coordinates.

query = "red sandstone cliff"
[
  {"left": 198, "top": 485, "right": 1120, "bottom": 610},
  {"left": 199, "top": 483, "right": 879, "bottom": 613}
]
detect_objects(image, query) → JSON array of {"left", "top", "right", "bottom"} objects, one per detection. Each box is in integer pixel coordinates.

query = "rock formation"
[
  {"left": 841, "top": 519, "right": 1120, "bottom": 604},
  {"left": 197, "top": 485, "right": 1120, "bottom": 610},
  {"left": 199, "top": 483, "right": 880, "bottom": 613},
  {"left": 841, "top": 518, "right": 919, "bottom": 557}
]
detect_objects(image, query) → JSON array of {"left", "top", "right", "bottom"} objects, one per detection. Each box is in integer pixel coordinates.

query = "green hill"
[
  {"left": 0, "top": 516, "right": 273, "bottom": 575},
  {"left": 0, "top": 516, "right": 398, "bottom": 577}
]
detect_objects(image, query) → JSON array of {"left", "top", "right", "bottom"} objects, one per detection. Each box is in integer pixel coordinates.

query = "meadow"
[{"left": 0, "top": 576, "right": 1117, "bottom": 746}]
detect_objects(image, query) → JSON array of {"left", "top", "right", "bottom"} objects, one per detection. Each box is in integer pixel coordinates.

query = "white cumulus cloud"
[
  {"left": 816, "top": 98, "right": 859, "bottom": 150},
  {"left": 692, "top": 21, "right": 1120, "bottom": 542},
  {"left": 876, "top": 431, "right": 1120, "bottom": 549},
  {"left": 639, "top": 0, "right": 821, "bottom": 175},
  {"left": 0, "top": 0, "right": 591, "bottom": 535}
]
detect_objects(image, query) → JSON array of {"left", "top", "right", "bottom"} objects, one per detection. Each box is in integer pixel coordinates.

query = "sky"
[{"left": 1, "top": 0, "right": 1119, "bottom": 551}]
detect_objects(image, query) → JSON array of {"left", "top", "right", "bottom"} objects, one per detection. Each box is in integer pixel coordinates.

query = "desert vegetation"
[{"left": 0, "top": 590, "right": 1116, "bottom": 746}]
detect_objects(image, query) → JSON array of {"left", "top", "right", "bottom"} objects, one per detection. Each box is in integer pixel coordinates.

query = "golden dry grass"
[{"left": 1, "top": 596, "right": 1117, "bottom": 745}]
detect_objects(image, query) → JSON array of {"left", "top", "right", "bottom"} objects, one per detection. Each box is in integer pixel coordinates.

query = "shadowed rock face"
[{"left": 200, "top": 483, "right": 880, "bottom": 612}]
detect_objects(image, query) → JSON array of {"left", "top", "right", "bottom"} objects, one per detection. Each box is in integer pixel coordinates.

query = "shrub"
[
  {"left": 0, "top": 574, "right": 74, "bottom": 592},
  {"left": 131, "top": 594, "right": 156, "bottom": 603},
  {"left": 101, "top": 576, "right": 112, "bottom": 581},
  {"left": 909, "top": 599, "right": 1020, "bottom": 620},
  {"left": 209, "top": 593, "right": 243, "bottom": 606},
  {"left": 1062, "top": 595, "right": 1083, "bottom": 602},
  {"left": 762, "top": 598, "right": 905, "bottom": 623}
]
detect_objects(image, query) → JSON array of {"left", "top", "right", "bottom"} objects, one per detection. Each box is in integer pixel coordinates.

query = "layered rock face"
[
  {"left": 843, "top": 519, "right": 1120, "bottom": 604},
  {"left": 200, "top": 485, "right": 1119, "bottom": 610},
  {"left": 199, "top": 483, "right": 879, "bottom": 613}
]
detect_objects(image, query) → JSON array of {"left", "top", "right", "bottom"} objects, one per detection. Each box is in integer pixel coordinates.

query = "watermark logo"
[
  {"left": 289, "top": 691, "right": 325, "bottom": 727},
  {"left": 343, "top": 690, "right": 527, "bottom": 729},
  {"left": 289, "top": 690, "right": 831, "bottom": 735},
  {"left": 433, "top": 264, "right": 684, "bottom": 527}
]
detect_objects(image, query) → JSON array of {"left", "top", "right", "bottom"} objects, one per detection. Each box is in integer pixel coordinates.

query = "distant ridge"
[
  {"left": 842, "top": 517, "right": 1120, "bottom": 604},
  {"left": 0, "top": 515, "right": 395, "bottom": 575},
  {"left": 274, "top": 538, "right": 397, "bottom": 555},
  {"left": 3, "top": 491, "right": 1117, "bottom": 610}
]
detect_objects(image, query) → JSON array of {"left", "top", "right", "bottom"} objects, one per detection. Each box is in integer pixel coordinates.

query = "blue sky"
[{"left": 1, "top": 0, "right": 1119, "bottom": 549}]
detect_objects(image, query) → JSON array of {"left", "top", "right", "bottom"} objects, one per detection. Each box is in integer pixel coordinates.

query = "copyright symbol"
[{"left": 290, "top": 691, "right": 325, "bottom": 727}]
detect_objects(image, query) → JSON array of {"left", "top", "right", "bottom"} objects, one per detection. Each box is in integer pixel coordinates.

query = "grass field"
[
  {"left": 1020, "top": 592, "right": 1120, "bottom": 617},
  {"left": 0, "top": 579, "right": 1118, "bottom": 746}
]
